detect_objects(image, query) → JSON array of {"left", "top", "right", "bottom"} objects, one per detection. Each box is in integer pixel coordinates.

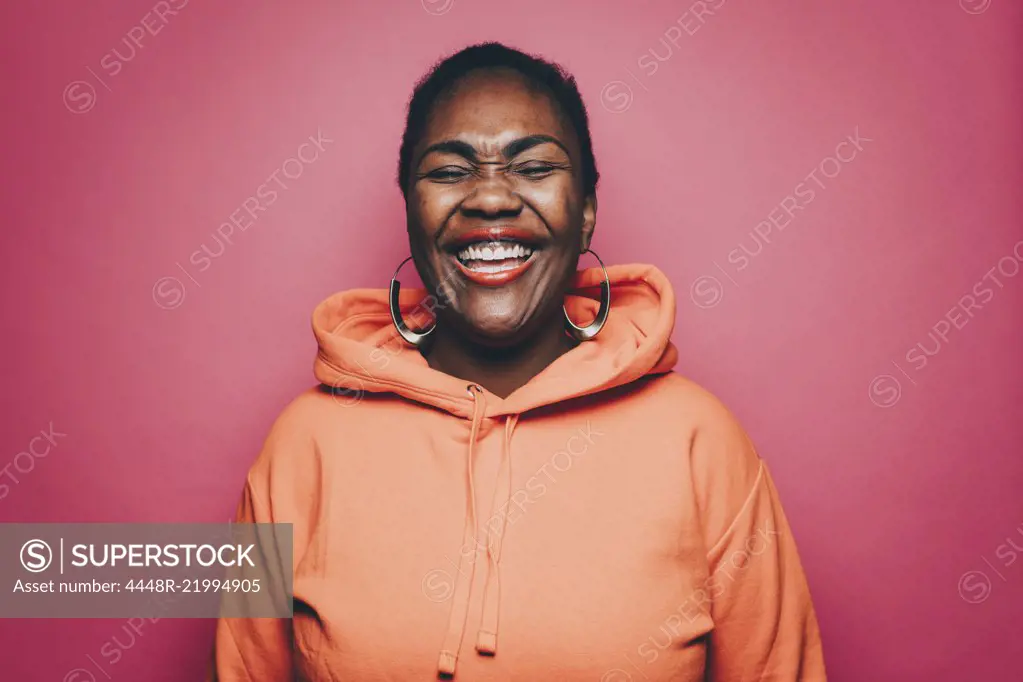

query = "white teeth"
[
  {"left": 467, "top": 261, "right": 522, "bottom": 273},
  {"left": 456, "top": 241, "right": 534, "bottom": 265}
]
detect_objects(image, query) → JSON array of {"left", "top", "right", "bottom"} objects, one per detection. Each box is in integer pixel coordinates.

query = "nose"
[{"left": 459, "top": 173, "right": 523, "bottom": 219}]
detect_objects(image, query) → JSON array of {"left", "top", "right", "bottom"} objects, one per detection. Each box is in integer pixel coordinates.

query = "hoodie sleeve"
[
  {"left": 206, "top": 475, "right": 294, "bottom": 681},
  {"left": 690, "top": 400, "right": 827, "bottom": 682}
]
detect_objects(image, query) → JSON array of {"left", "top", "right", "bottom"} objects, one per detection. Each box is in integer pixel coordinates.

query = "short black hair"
[{"left": 397, "top": 41, "right": 600, "bottom": 199}]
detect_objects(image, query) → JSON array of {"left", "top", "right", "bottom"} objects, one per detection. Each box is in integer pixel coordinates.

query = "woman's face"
[{"left": 405, "top": 67, "right": 596, "bottom": 347}]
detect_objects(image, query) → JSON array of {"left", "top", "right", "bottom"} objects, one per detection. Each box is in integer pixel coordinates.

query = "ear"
[{"left": 580, "top": 193, "right": 597, "bottom": 252}]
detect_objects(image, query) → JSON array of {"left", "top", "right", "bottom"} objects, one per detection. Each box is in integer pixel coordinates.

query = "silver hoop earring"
[
  {"left": 389, "top": 256, "right": 436, "bottom": 347},
  {"left": 564, "top": 248, "right": 610, "bottom": 342}
]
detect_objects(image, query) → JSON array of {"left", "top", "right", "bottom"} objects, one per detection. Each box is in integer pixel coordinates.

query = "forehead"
[{"left": 420, "top": 67, "right": 576, "bottom": 151}]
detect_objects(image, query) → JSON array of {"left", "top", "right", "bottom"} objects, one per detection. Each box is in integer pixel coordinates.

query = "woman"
[{"left": 208, "top": 42, "right": 827, "bottom": 681}]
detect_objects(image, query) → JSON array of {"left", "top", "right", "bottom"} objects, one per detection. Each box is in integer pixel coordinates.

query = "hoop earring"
[
  {"left": 564, "top": 248, "right": 610, "bottom": 341},
  {"left": 389, "top": 256, "right": 436, "bottom": 347}
]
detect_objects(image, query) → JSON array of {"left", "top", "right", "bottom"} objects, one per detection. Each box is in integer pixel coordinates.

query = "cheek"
[
  {"left": 411, "top": 189, "right": 460, "bottom": 238},
  {"left": 529, "top": 180, "right": 580, "bottom": 236}
]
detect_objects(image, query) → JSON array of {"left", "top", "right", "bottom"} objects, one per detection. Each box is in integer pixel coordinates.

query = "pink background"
[{"left": 2, "top": 0, "right": 1021, "bottom": 680}]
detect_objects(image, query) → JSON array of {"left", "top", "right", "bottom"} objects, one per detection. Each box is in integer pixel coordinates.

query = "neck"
[{"left": 420, "top": 315, "right": 580, "bottom": 399}]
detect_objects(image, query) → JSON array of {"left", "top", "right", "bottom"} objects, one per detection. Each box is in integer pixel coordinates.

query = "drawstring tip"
[
  {"left": 475, "top": 630, "right": 498, "bottom": 655},
  {"left": 438, "top": 650, "right": 458, "bottom": 678}
]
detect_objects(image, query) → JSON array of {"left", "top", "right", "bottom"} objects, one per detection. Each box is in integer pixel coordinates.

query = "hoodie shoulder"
[
  {"left": 250, "top": 387, "right": 330, "bottom": 458},
  {"left": 273, "top": 386, "right": 341, "bottom": 433},
  {"left": 242, "top": 387, "right": 338, "bottom": 508},
  {"left": 653, "top": 372, "right": 758, "bottom": 441},
  {"left": 653, "top": 372, "right": 765, "bottom": 548}
]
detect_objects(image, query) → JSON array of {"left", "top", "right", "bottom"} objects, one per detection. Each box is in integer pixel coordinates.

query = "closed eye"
[
  {"left": 513, "top": 161, "right": 565, "bottom": 178},
  {"left": 425, "top": 165, "right": 474, "bottom": 182}
]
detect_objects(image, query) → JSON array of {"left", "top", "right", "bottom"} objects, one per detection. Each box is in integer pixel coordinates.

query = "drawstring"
[
  {"left": 437, "top": 384, "right": 486, "bottom": 677},
  {"left": 476, "top": 413, "right": 518, "bottom": 655},
  {"left": 436, "top": 384, "right": 520, "bottom": 678}
]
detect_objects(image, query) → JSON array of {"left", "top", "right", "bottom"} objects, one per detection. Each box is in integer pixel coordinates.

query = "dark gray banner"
[{"left": 0, "top": 523, "right": 292, "bottom": 618}]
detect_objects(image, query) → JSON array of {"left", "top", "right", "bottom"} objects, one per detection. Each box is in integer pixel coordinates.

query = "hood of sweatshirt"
[
  {"left": 312, "top": 262, "right": 678, "bottom": 417},
  {"left": 309, "top": 262, "right": 678, "bottom": 678}
]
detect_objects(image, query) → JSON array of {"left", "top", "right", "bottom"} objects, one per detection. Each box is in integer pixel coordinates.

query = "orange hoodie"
[{"left": 207, "top": 263, "right": 827, "bottom": 681}]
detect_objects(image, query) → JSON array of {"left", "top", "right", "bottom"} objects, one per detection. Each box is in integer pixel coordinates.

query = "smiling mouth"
[{"left": 452, "top": 240, "right": 537, "bottom": 273}]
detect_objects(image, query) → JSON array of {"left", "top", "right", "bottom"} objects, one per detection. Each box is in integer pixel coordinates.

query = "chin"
[{"left": 458, "top": 305, "right": 539, "bottom": 348}]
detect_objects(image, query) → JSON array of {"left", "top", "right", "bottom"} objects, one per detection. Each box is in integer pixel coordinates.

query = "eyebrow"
[{"left": 414, "top": 134, "right": 571, "bottom": 168}]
